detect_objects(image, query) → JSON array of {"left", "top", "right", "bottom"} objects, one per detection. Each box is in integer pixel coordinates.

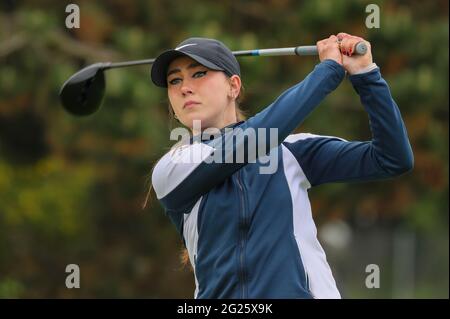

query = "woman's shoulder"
[
  {"left": 151, "top": 141, "right": 215, "bottom": 199},
  {"left": 156, "top": 140, "right": 215, "bottom": 166}
]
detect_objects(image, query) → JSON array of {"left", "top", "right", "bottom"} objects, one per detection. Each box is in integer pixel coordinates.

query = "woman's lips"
[{"left": 183, "top": 101, "right": 200, "bottom": 109}]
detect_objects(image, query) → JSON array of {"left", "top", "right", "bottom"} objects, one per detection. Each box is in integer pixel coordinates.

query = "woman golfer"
[{"left": 148, "top": 33, "right": 413, "bottom": 298}]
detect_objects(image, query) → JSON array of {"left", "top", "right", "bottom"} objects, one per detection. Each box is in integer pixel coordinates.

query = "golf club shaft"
[
  {"left": 235, "top": 41, "right": 367, "bottom": 57},
  {"left": 104, "top": 42, "right": 367, "bottom": 70}
]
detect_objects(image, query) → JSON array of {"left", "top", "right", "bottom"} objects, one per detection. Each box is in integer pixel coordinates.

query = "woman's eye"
[
  {"left": 193, "top": 71, "right": 207, "bottom": 78},
  {"left": 168, "top": 78, "right": 181, "bottom": 85},
  {"left": 168, "top": 71, "right": 207, "bottom": 85}
]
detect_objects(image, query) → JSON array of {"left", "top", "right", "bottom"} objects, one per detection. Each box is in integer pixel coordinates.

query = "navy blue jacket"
[{"left": 152, "top": 60, "right": 413, "bottom": 298}]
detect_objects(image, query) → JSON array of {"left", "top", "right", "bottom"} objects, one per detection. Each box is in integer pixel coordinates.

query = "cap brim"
[{"left": 150, "top": 50, "right": 225, "bottom": 87}]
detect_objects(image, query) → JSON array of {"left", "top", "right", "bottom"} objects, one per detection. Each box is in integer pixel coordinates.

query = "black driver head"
[{"left": 59, "top": 63, "right": 107, "bottom": 116}]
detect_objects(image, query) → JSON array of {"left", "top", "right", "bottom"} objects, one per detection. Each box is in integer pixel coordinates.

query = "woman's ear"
[{"left": 229, "top": 75, "right": 241, "bottom": 99}]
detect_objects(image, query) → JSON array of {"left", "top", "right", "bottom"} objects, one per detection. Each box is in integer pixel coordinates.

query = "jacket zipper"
[{"left": 236, "top": 170, "right": 248, "bottom": 299}]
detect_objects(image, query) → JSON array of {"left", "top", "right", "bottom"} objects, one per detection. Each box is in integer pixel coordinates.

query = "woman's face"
[{"left": 166, "top": 56, "right": 240, "bottom": 132}]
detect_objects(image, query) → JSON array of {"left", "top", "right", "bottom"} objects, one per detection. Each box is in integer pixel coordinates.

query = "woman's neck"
[{"left": 192, "top": 108, "right": 238, "bottom": 136}]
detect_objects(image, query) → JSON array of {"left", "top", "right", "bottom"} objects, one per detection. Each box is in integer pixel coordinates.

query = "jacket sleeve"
[
  {"left": 152, "top": 59, "right": 346, "bottom": 213},
  {"left": 282, "top": 67, "right": 414, "bottom": 187}
]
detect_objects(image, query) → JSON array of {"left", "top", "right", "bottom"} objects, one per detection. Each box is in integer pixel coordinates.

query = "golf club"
[{"left": 60, "top": 42, "right": 367, "bottom": 116}]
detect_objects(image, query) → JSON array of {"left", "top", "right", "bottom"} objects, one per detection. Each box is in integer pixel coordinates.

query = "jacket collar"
[{"left": 190, "top": 121, "right": 244, "bottom": 143}]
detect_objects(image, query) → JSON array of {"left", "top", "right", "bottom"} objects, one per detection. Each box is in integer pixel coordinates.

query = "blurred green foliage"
[{"left": 0, "top": 0, "right": 448, "bottom": 298}]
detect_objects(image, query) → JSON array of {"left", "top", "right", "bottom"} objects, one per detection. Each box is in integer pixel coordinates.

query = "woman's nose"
[{"left": 181, "top": 81, "right": 194, "bottom": 95}]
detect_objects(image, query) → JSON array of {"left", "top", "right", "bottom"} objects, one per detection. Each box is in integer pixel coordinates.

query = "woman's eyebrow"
[{"left": 167, "top": 62, "right": 202, "bottom": 77}]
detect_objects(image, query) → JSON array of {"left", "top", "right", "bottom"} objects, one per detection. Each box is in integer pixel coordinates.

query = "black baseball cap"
[{"left": 151, "top": 37, "right": 241, "bottom": 88}]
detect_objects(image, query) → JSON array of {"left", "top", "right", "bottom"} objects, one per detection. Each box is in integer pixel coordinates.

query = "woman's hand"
[
  {"left": 317, "top": 33, "right": 374, "bottom": 75},
  {"left": 317, "top": 35, "right": 343, "bottom": 66},
  {"left": 337, "top": 32, "right": 373, "bottom": 75}
]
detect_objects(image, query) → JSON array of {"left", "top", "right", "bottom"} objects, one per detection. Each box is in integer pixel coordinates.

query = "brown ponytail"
[{"left": 180, "top": 247, "right": 192, "bottom": 270}]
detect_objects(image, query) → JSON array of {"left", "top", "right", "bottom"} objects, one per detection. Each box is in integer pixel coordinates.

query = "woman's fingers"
[
  {"left": 338, "top": 33, "right": 365, "bottom": 56},
  {"left": 337, "top": 32, "right": 353, "bottom": 41},
  {"left": 317, "top": 35, "right": 340, "bottom": 51},
  {"left": 340, "top": 38, "right": 357, "bottom": 56},
  {"left": 316, "top": 34, "right": 343, "bottom": 65}
]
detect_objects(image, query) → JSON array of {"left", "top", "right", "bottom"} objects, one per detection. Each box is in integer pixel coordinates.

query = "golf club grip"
[{"left": 295, "top": 41, "right": 367, "bottom": 56}]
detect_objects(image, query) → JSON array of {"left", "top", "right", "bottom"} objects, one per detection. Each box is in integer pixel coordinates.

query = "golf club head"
[{"left": 59, "top": 63, "right": 109, "bottom": 116}]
